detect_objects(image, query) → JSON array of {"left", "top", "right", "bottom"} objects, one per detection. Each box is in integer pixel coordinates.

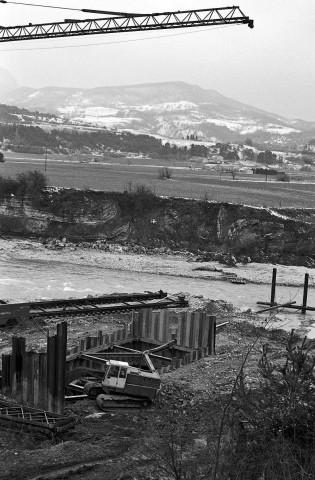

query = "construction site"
[{"left": 1, "top": 1, "right": 315, "bottom": 479}]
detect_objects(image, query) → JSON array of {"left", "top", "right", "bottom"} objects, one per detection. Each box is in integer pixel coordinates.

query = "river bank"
[{"left": 0, "top": 237, "right": 314, "bottom": 288}]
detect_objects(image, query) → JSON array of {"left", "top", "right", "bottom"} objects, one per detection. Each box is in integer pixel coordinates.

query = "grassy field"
[{"left": 1, "top": 155, "right": 314, "bottom": 208}]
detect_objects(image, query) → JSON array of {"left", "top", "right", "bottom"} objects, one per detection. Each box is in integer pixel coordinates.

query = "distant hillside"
[
  {"left": 1, "top": 72, "right": 315, "bottom": 146},
  {"left": 0, "top": 103, "right": 55, "bottom": 123},
  {"left": 0, "top": 67, "right": 18, "bottom": 93},
  {"left": 0, "top": 120, "right": 211, "bottom": 158}
]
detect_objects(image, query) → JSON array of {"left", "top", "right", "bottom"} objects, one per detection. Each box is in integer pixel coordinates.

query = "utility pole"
[{"left": 44, "top": 142, "right": 47, "bottom": 172}]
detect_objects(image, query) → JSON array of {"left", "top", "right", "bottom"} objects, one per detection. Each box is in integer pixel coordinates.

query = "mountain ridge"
[{"left": 0, "top": 70, "right": 314, "bottom": 145}]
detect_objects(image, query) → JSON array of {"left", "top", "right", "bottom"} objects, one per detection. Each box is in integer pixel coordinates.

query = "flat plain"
[{"left": 1, "top": 154, "right": 314, "bottom": 208}]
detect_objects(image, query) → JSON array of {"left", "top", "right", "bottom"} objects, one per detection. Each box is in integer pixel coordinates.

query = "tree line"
[{"left": 0, "top": 124, "right": 210, "bottom": 158}]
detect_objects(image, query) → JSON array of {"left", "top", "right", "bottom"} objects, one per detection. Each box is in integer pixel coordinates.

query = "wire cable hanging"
[
  {"left": 0, "top": 0, "right": 139, "bottom": 16},
  {"left": 0, "top": 0, "right": 84, "bottom": 11},
  {"left": 0, "top": 23, "right": 239, "bottom": 52}
]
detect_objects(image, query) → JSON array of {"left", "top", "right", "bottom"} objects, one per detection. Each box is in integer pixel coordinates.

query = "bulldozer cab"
[{"left": 102, "top": 360, "right": 129, "bottom": 392}]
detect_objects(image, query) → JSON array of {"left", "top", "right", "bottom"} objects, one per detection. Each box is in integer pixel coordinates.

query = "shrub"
[
  {"left": 158, "top": 167, "right": 173, "bottom": 179},
  {"left": 277, "top": 173, "right": 290, "bottom": 182},
  {"left": 16, "top": 170, "right": 47, "bottom": 197},
  {"left": 120, "top": 182, "right": 158, "bottom": 218},
  {"left": 0, "top": 171, "right": 47, "bottom": 198},
  {"left": 228, "top": 332, "right": 315, "bottom": 479},
  {"left": 231, "top": 232, "right": 259, "bottom": 256},
  {"left": 0, "top": 176, "right": 19, "bottom": 195}
]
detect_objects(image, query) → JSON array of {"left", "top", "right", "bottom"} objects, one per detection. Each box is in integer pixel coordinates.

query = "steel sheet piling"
[
  {"left": 271, "top": 267, "right": 277, "bottom": 305},
  {"left": 302, "top": 273, "right": 309, "bottom": 314},
  {"left": 56, "top": 322, "right": 67, "bottom": 414}
]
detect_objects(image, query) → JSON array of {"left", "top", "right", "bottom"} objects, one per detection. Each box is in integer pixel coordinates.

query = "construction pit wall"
[
  {"left": 66, "top": 309, "right": 216, "bottom": 376},
  {"left": 1, "top": 309, "right": 216, "bottom": 414}
]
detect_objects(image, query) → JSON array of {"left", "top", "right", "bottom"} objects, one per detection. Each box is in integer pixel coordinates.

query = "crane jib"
[{"left": 0, "top": 6, "right": 254, "bottom": 42}]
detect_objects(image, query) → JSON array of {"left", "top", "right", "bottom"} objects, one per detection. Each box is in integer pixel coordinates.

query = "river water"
[{"left": 1, "top": 255, "right": 315, "bottom": 337}]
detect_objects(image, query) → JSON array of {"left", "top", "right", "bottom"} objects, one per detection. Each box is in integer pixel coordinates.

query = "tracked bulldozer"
[{"left": 67, "top": 340, "right": 175, "bottom": 409}]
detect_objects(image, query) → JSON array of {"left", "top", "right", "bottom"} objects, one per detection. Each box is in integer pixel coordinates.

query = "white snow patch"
[
  {"left": 265, "top": 124, "right": 300, "bottom": 134},
  {"left": 84, "top": 107, "right": 119, "bottom": 117},
  {"left": 73, "top": 116, "right": 142, "bottom": 126},
  {"left": 28, "top": 91, "right": 41, "bottom": 98},
  {"left": 132, "top": 101, "right": 197, "bottom": 112},
  {"left": 58, "top": 106, "right": 81, "bottom": 115},
  {"left": 205, "top": 118, "right": 260, "bottom": 133}
]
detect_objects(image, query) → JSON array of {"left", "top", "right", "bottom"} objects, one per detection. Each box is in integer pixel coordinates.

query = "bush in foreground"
[
  {"left": 0, "top": 170, "right": 47, "bottom": 198},
  {"left": 226, "top": 332, "right": 315, "bottom": 479}
]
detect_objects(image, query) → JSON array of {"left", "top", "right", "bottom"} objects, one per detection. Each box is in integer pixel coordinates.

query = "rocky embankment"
[{"left": 0, "top": 188, "right": 314, "bottom": 267}]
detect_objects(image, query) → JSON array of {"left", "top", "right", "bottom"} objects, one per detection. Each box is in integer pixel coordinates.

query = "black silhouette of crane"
[{"left": 0, "top": 4, "right": 253, "bottom": 43}]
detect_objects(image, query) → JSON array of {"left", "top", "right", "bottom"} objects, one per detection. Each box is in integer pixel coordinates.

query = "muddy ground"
[{"left": 0, "top": 296, "right": 296, "bottom": 480}]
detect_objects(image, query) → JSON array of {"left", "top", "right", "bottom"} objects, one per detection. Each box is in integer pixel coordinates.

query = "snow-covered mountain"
[{"left": 1, "top": 75, "right": 315, "bottom": 146}]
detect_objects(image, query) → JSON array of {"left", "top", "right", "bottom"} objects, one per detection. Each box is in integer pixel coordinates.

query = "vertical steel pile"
[{"left": 1, "top": 322, "right": 67, "bottom": 414}]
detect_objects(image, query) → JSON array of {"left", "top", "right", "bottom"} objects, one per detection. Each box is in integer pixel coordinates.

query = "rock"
[{"left": 85, "top": 412, "right": 111, "bottom": 419}]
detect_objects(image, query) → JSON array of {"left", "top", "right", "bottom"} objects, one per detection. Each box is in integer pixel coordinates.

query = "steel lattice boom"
[{"left": 0, "top": 6, "right": 253, "bottom": 43}]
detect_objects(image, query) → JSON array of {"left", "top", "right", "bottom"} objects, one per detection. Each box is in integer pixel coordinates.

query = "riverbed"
[{"left": 1, "top": 238, "right": 315, "bottom": 336}]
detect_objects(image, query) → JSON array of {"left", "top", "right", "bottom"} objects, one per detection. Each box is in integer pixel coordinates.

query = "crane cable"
[
  {"left": 0, "top": 0, "right": 84, "bottom": 11},
  {"left": 0, "top": 0, "right": 138, "bottom": 15},
  {"left": 0, "top": 23, "right": 239, "bottom": 52}
]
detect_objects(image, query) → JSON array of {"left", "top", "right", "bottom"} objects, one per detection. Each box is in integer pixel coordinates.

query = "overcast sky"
[{"left": 0, "top": 0, "right": 314, "bottom": 121}]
